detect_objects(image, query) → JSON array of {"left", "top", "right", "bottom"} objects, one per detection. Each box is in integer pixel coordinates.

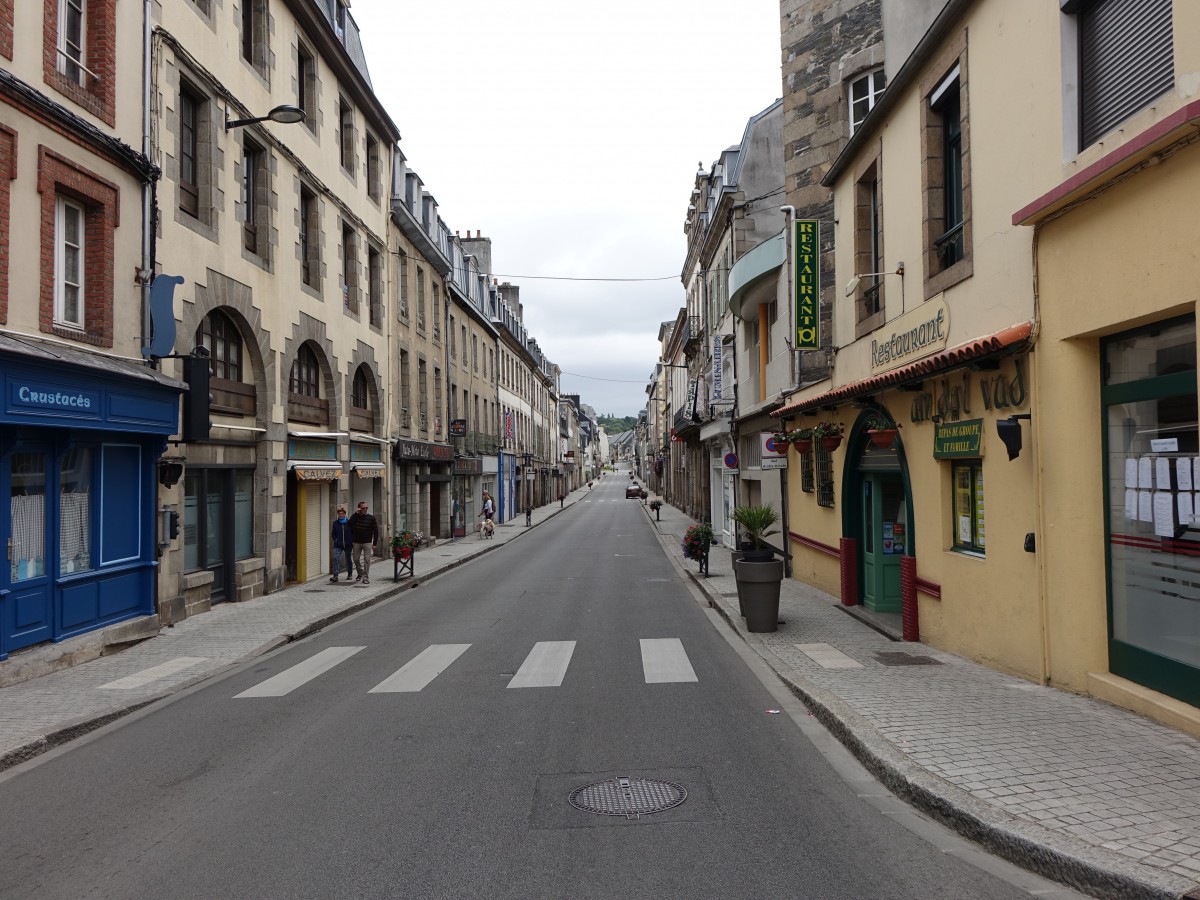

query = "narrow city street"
[{"left": 0, "top": 473, "right": 1048, "bottom": 900}]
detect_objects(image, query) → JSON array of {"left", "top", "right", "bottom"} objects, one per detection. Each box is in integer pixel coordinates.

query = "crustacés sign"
[
  {"left": 794, "top": 219, "right": 820, "bottom": 350},
  {"left": 870, "top": 296, "right": 950, "bottom": 371}
]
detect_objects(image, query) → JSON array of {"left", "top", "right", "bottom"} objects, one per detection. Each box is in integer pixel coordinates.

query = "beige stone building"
[
  {"left": 777, "top": 0, "right": 1200, "bottom": 734},
  {"left": 154, "top": 0, "right": 398, "bottom": 613}
]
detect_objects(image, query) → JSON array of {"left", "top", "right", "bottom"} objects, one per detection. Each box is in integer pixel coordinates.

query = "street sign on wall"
[{"left": 760, "top": 432, "right": 788, "bottom": 469}]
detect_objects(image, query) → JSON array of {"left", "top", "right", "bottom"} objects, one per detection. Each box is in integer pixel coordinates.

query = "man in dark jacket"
[
  {"left": 348, "top": 501, "right": 379, "bottom": 585},
  {"left": 330, "top": 506, "right": 353, "bottom": 583}
]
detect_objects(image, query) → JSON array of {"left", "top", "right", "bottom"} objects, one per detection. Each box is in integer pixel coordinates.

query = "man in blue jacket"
[{"left": 329, "top": 506, "right": 353, "bottom": 583}]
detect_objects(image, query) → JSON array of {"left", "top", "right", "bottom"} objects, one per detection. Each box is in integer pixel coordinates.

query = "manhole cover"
[
  {"left": 875, "top": 652, "right": 942, "bottom": 666},
  {"left": 569, "top": 776, "right": 687, "bottom": 819}
]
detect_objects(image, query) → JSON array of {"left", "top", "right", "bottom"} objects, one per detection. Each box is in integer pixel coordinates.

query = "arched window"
[
  {"left": 351, "top": 366, "right": 370, "bottom": 411},
  {"left": 197, "top": 309, "right": 243, "bottom": 381},
  {"left": 348, "top": 365, "right": 375, "bottom": 433},
  {"left": 290, "top": 343, "right": 320, "bottom": 398}
]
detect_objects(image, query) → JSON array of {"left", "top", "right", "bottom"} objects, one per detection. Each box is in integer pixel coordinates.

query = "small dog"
[{"left": 479, "top": 517, "right": 495, "bottom": 539}]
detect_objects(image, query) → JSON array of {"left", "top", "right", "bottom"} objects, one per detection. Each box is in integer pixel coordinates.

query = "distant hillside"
[{"left": 598, "top": 415, "right": 637, "bottom": 434}]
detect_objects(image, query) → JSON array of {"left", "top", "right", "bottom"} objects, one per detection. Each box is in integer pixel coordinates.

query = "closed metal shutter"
[
  {"left": 304, "top": 482, "right": 323, "bottom": 579},
  {"left": 1080, "top": 0, "right": 1173, "bottom": 148}
]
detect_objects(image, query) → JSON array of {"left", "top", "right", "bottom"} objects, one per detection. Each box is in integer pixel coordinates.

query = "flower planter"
[
  {"left": 734, "top": 558, "right": 784, "bottom": 633},
  {"left": 394, "top": 547, "right": 412, "bottom": 560},
  {"left": 820, "top": 436, "right": 843, "bottom": 451},
  {"left": 867, "top": 428, "right": 898, "bottom": 449},
  {"left": 791, "top": 439, "right": 813, "bottom": 454}
]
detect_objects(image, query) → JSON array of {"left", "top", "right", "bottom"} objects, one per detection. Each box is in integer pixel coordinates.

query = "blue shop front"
[{"left": 0, "top": 336, "right": 183, "bottom": 660}]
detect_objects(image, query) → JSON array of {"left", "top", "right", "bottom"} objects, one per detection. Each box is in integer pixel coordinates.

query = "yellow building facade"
[{"left": 777, "top": 0, "right": 1199, "bottom": 734}]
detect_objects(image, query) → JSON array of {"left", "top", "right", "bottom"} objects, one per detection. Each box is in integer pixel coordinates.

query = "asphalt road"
[{"left": 0, "top": 471, "right": 1042, "bottom": 899}]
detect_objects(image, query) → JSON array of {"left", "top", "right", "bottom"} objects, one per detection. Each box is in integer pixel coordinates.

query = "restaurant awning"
[
  {"left": 773, "top": 321, "right": 1034, "bottom": 418},
  {"left": 288, "top": 460, "right": 343, "bottom": 481}
]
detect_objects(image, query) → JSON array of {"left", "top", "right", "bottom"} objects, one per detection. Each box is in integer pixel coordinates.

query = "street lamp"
[{"left": 225, "top": 103, "right": 306, "bottom": 131}]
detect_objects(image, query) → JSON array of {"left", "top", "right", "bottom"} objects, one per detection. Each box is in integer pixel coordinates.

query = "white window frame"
[
  {"left": 57, "top": 0, "right": 86, "bottom": 84},
  {"left": 850, "top": 68, "right": 885, "bottom": 134},
  {"left": 55, "top": 195, "right": 85, "bottom": 328}
]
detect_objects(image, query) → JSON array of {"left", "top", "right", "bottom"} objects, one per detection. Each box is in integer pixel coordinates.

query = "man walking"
[
  {"left": 329, "top": 506, "right": 353, "bottom": 583},
  {"left": 348, "top": 501, "right": 379, "bottom": 585}
]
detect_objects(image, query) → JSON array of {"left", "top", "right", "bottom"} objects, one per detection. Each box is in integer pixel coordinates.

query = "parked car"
[{"left": 626, "top": 483, "right": 643, "bottom": 499}]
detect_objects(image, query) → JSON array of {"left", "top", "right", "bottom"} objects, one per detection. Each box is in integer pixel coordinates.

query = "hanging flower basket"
[
  {"left": 813, "top": 421, "right": 845, "bottom": 451},
  {"left": 791, "top": 439, "right": 813, "bottom": 454},
  {"left": 863, "top": 414, "right": 900, "bottom": 449},
  {"left": 867, "top": 428, "right": 899, "bottom": 449}
]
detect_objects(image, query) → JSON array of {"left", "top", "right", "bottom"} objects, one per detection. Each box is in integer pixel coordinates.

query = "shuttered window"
[{"left": 1079, "top": 0, "right": 1173, "bottom": 149}]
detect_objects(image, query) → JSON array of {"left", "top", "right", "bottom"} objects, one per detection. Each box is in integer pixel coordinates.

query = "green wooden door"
[{"left": 862, "top": 473, "right": 905, "bottom": 612}]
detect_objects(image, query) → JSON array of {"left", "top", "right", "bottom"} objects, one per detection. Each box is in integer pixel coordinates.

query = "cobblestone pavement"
[
  {"left": 652, "top": 499, "right": 1200, "bottom": 900},
  {"left": 4, "top": 480, "right": 1200, "bottom": 899}
]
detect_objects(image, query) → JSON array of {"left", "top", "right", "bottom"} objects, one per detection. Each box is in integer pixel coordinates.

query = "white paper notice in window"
[{"left": 1153, "top": 492, "right": 1176, "bottom": 538}]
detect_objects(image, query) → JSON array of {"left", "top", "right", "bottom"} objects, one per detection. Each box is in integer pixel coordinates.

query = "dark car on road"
[{"left": 626, "top": 483, "right": 645, "bottom": 499}]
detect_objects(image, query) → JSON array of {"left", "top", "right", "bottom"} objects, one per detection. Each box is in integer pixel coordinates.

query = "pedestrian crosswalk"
[{"left": 232, "top": 638, "right": 700, "bottom": 698}]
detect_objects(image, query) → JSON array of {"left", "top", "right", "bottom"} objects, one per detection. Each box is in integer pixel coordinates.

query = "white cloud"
[{"left": 357, "top": 0, "right": 782, "bottom": 414}]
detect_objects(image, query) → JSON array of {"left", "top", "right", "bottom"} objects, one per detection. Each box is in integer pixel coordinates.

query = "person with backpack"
[
  {"left": 329, "top": 506, "right": 353, "bottom": 583},
  {"left": 348, "top": 501, "right": 379, "bottom": 585}
]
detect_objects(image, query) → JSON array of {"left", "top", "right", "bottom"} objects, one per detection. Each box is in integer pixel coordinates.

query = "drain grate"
[
  {"left": 569, "top": 776, "right": 687, "bottom": 819},
  {"left": 875, "top": 651, "right": 942, "bottom": 666}
]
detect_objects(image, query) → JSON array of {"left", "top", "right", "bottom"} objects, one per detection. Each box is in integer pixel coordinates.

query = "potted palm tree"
[{"left": 731, "top": 504, "right": 784, "bottom": 633}]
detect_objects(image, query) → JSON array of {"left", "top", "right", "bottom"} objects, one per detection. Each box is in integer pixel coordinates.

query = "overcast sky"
[{"left": 357, "top": 1, "right": 783, "bottom": 418}]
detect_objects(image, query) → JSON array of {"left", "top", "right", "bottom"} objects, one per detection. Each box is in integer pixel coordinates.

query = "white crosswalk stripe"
[
  {"left": 232, "top": 639, "right": 700, "bottom": 697},
  {"left": 640, "top": 638, "right": 698, "bottom": 683},
  {"left": 99, "top": 657, "right": 209, "bottom": 690},
  {"left": 368, "top": 644, "right": 472, "bottom": 693},
  {"left": 235, "top": 646, "right": 365, "bottom": 698},
  {"left": 507, "top": 640, "right": 576, "bottom": 688}
]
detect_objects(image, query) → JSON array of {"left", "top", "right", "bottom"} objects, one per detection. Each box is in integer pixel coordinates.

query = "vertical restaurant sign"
[
  {"left": 712, "top": 335, "right": 723, "bottom": 400},
  {"left": 795, "top": 219, "right": 820, "bottom": 350},
  {"left": 686, "top": 379, "right": 698, "bottom": 419}
]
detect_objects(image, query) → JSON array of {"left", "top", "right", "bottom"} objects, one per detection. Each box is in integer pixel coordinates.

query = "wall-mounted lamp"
[
  {"left": 225, "top": 103, "right": 306, "bottom": 131},
  {"left": 845, "top": 262, "right": 905, "bottom": 297},
  {"left": 997, "top": 413, "right": 1032, "bottom": 461}
]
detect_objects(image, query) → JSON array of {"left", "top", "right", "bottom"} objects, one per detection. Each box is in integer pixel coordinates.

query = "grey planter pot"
[
  {"left": 730, "top": 550, "right": 746, "bottom": 617},
  {"left": 734, "top": 558, "right": 784, "bottom": 633}
]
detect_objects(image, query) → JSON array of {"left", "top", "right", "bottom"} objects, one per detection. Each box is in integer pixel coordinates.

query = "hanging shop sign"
[
  {"left": 794, "top": 219, "right": 820, "bottom": 350},
  {"left": 712, "top": 336, "right": 723, "bottom": 400},
  {"left": 449, "top": 418, "right": 467, "bottom": 437},
  {"left": 453, "top": 457, "right": 483, "bottom": 475},
  {"left": 934, "top": 418, "right": 984, "bottom": 459},
  {"left": 870, "top": 296, "right": 950, "bottom": 373}
]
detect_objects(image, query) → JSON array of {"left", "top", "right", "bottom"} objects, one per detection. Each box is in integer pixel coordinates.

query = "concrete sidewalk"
[
  {"left": 0, "top": 481, "right": 598, "bottom": 772},
  {"left": 648, "top": 497, "right": 1200, "bottom": 900}
]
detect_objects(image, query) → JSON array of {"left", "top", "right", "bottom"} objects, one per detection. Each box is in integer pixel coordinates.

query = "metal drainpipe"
[{"left": 142, "top": 0, "right": 153, "bottom": 340}]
